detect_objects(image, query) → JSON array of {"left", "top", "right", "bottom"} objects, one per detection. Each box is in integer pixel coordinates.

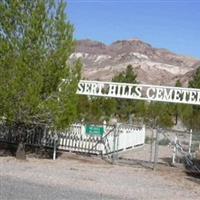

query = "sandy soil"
[
  {"left": 118, "top": 144, "right": 173, "bottom": 164},
  {"left": 0, "top": 152, "right": 200, "bottom": 200}
]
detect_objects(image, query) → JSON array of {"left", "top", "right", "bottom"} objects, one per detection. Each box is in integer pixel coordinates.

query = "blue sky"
[{"left": 67, "top": 0, "right": 200, "bottom": 59}]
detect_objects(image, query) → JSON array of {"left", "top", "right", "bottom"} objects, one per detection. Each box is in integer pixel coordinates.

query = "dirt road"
[{"left": 0, "top": 153, "right": 199, "bottom": 200}]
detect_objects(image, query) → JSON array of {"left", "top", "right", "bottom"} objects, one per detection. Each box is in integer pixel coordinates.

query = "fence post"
[
  {"left": 101, "top": 120, "right": 107, "bottom": 155},
  {"left": 43, "top": 126, "right": 47, "bottom": 146},
  {"left": 149, "top": 128, "right": 154, "bottom": 163},
  {"left": 103, "top": 120, "right": 107, "bottom": 133},
  {"left": 172, "top": 136, "right": 177, "bottom": 165},
  {"left": 81, "top": 122, "right": 85, "bottom": 139},
  {"left": 53, "top": 132, "right": 58, "bottom": 161},
  {"left": 188, "top": 129, "right": 192, "bottom": 155},
  {"left": 153, "top": 129, "right": 159, "bottom": 170},
  {"left": 112, "top": 123, "right": 119, "bottom": 164}
]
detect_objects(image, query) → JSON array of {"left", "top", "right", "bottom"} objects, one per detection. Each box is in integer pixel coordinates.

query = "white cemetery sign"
[{"left": 77, "top": 80, "right": 200, "bottom": 105}]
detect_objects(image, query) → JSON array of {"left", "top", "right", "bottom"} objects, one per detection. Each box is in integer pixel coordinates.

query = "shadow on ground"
[
  {"left": 160, "top": 157, "right": 173, "bottom": 165},
  {"left": 185, "top": 170, "right": 200, "bottom": 186},
  {"left": 0, "top": 142, "right": 103, "bottom": 163},
  {"left": 0, "top": 142, "right": 63, "bottom": 159},
  {"left": 184, "top": 158, "right": 200, "bottom": 183}
]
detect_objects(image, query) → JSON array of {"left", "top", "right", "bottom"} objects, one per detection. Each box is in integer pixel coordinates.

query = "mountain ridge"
[{"left": 70, "top": 39, "right": 200, "bottom": 86}]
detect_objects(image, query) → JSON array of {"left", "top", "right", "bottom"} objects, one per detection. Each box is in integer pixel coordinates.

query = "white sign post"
[{"left": 77, "top": 80, "right": 200, "bottom": 105}]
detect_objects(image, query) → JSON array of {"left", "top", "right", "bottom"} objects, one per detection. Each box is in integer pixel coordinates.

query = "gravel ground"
[
  {"left": 0, "top": 153, "right": 200, "bottom": 200},
  {"left": 1, "top": 175, "right": 120, "bottom": 200},
  {"left": 119, "top": 144, "right": 172, "bottom": 164}
]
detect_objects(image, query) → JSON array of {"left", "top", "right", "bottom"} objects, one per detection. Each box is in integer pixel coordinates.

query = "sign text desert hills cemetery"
[{"left": 77, "top": 80, "right": 200, "bottom": 105}]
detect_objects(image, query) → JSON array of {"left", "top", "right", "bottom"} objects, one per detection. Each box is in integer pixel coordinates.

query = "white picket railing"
[
  {"left": 56, "top": 123, "right": 145, "bottom": 154},
  {"left": 102, "top": 124, "right": 145, "bottom": 154},
  {"left": 0, "top": 123, "right": 145, "bottom": 155}
]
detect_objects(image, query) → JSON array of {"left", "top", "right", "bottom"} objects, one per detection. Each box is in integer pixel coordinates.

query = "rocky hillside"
[{"left": 70, "top": 39, "right": 200, "bottom": 86}]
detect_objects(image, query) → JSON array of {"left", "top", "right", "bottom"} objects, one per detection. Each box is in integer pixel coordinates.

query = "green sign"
[{"left": 85, "top": 125, "right": 104, "bottom": 136}]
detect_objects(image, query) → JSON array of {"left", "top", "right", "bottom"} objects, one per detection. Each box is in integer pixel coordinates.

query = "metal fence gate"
[{"left": 116, "top": 126, "right": 200, "bottom": 172}]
